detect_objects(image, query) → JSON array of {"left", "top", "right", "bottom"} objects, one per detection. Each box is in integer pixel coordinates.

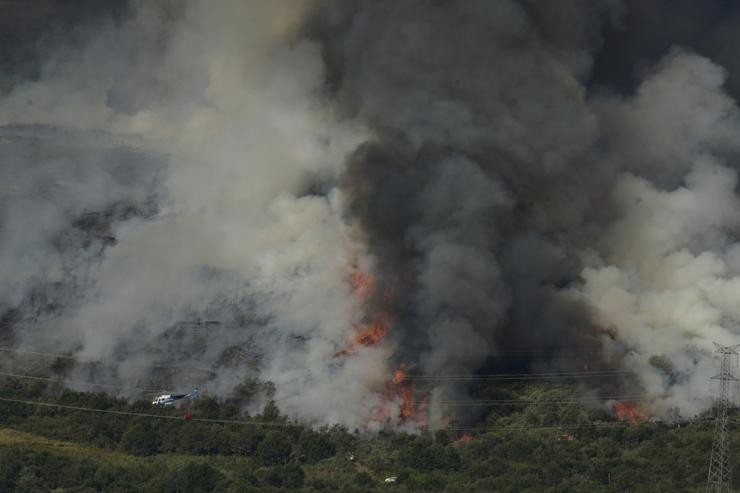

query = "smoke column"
[{"left": 3, "top": 0, "right": 740, "bottom": 427}]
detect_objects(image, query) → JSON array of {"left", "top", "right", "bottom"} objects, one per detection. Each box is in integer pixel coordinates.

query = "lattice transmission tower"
[{"left": 707, "top": 343, "right": 739, "bottom": 493}]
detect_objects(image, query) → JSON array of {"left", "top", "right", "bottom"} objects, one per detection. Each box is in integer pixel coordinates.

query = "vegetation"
[{"left": 0, "top": 376, "right": 733, "bottom": 491}]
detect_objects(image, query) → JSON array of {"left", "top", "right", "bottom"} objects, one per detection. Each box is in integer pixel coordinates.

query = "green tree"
[
  {"left": 193, "top": 397, "right": 221, "bottom": 419},
  {"left": 228, "top": 426, "right": 265, "bottom": 456},
  {"left": 354, "top": 471, "right": 375, "bottom": 488},
  {"left": 14, "top": 466, "right": 45, "bottom": 493},
  {"left": 119, "top": 422, "right": 159, "bottom": 456},
  {"left": 265, "top": 464, "right": 305, "bottom": 488},
  {"left": 434, "top": 429, "right": 451, "bottom": 446},
  {"left": 177, "top": 424, "right": 222, "bottom": 455},
  {"left": 0, "top": 447, "right": 21, "bottom": 491},
  {"left": 398, "top": 438, "right": 461, "bottom": 472},
  {"left": 297, "top": 430, "right": 336, "bottom": 463},
  {"left": 262, "top": 400, "right": 281, "bottom": 421},
  {"left": 166, "top": 462, "right": 225, "bottom": 493},
  {"left": 92, "top": 463, "right": 131, "bottom": 491},
  {"left": 257, "top": 430, "right": 293, "bottom": 465}
]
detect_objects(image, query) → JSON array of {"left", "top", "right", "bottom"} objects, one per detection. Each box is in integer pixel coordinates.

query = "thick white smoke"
[
  {"left": 0, "top": 1, "right": 387, "bottom": 428},
  {"left": 579, "top": 51, "right": 740, "bottom": 417}
]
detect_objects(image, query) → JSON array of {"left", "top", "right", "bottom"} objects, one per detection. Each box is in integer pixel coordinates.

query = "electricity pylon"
[{"left": 707, "top": 343, "right": 739, "bottom": 493}]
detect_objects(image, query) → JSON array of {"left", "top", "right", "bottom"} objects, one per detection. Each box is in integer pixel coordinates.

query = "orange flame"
[
  {"left": 368, "top": 363, "right": 421, "bottom": 424},
  {"left": 342, "top": 269, "right": 426, "bottom": 426},
  {"left": 354, "top": 317, "right": 390, "bottom": 347},
  {"left": 334, "top": 270, "right": 391, "bottom": 358},
  {"left": 398, "top": 384, "right": 415, "bottom": 419},
  {"left": 613, "top": 401, "right": 646, "bottom": 423},
  {"left": 392, "top": 364, "right": 407, "bottom": 384},
  {"left": 349, "top": 271, "right": 374, "bottom": 301},
  {"left": 454, "top": 433, "right": 475, "bottom": 444},
  {"left": 334, "top": 316, "right": 391, "bottom": 357},
  {"left": 389, "top": 364, "right": 418, "bottom": 421}
]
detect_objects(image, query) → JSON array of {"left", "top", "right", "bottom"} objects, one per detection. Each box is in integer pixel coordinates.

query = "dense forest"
[{"left": 0, "top": 376, "right": 733, "bottom": 492}]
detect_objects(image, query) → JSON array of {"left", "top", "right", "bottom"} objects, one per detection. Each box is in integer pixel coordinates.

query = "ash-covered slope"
[{"left": 0, "top": 125, "right": 161, "bottom": 337}]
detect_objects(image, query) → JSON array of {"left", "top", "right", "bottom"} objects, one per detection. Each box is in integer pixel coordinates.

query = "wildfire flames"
[
  {"left": 354, "top": 317, "right": 390, "bottom": 347},
  {"left": 454, "top": 433, "right": 475, "bottom": 445},
  {"left": 369, "top": 362, "right": 421, "bottom": 424},
  {"left": 340, "top": 269, "right": 422, "bottom": 425},
  {"left": 390, "top": 364, "right": 416, "bottom": 419},
  {"left": 349, "top": 271, "right": 374, "bottom": 301},
  {"left": 334, "top": 271, "right": 391, "bottom": 357},
  {"left": 392, "top": 364, "right": 407, "bottom": 385},
  {"left": 343, "top": 268, "right": 646, "bottom": 429},
  {"left": 333, "top": 316, "right": 391, "bottom": 357},
  {"left": 348, "top": 271, "right": 391, "bottom": 348},
  {"left": 613, "top": 401, "right": 647, "bottom": 423}
]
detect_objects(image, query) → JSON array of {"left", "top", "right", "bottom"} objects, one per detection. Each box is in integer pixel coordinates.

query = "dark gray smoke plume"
[{"left": 3, "top": 0, "right": 740, "bottom": 428}]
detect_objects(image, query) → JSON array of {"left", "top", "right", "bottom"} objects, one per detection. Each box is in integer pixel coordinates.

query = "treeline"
[{"left": 0, "top": 377, "right": 735, "bottom": 492}]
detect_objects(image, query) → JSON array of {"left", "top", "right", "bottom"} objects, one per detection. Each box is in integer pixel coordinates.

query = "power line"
[
  {"left": 0, "top": 370, "right": 676, "bottom": 407},
  {"left": 0, "top": 395, "right": 689, "bottom": 433},
  {"left": 411, "top": 394, "right": 672, "bottom": 406},
  {"left": 404, "top": 370, "right": 633, "bottom": 381},
  {"left": 406, "top": 369, "right": 630, "bottom": 377},
  {"left": 0, "top": 369, "right": 643, "bottom": 404},
  {"left": 443, "top": 422, "right": 633, "bottom": 432},
  {"left": 0, "top": 345, "right": 638, "bottom": 384},
  {"left": 0, "top": 345, "right": 633, "bottom": 381},
  {"left": 0, "top": 396, "right": 292, "bottom": 428},
  {"left": 444, "top": 417, "right": 717, "bottom": 433},
  {"left": 493, "top": 349, "right": 607, "bottom": 355},
  {"left": 0, "top": 371, "right": 167, "bottom": 393},
  {"left": 395, "top": 348, "right": 608, "bottom": 356},
  {"left": 0, "top": 346, "right": 215, "bottom": 374}
]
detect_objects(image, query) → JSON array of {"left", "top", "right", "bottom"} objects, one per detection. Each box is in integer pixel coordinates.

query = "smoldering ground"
[{"left": 2, "top": 0, "right": 740, "bottom": 428}]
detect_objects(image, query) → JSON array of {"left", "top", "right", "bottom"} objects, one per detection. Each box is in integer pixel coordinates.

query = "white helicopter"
[{"left": 151, "top": 388, "right": 199, "bottom": 407}]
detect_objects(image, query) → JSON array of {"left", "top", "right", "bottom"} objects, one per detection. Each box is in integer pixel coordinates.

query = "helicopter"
[{"left": 151, "top": 388, "right": 199, "bottom": 407}]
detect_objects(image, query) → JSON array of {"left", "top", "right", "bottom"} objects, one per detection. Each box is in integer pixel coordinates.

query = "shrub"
[
  {"left": 264, "top": 464, "right": 305, "bottom": 489},
  {"left": 354, "top": 471, "right": 375, "bottom": 488},
  {"left": 256, "top": 431, "right": 293, "bottom": 465},
  {"left": 297, "top": 430, "right": 337, "bottom": 464},
  {"left": 119, "top": 422, "right": 159, "bottom": 456}
]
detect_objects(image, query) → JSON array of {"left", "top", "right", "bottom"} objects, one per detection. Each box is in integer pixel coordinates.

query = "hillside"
[{"left": 0, "top": 377, "right": 730, "bottom": 492}]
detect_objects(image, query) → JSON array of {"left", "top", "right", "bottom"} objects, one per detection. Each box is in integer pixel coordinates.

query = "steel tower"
[{"left": 707, "top": 343, "right": 739, "bottom": 493}]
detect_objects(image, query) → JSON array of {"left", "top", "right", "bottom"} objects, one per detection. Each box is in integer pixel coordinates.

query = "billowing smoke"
[
  {"left": 0, "top": 1, "right": 374, "bottom": 428},
  {"left": 3, "top": 0, "right": 740, "bottom": 428}
]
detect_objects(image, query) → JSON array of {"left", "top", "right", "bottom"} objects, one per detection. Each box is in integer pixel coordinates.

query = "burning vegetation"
[
  {"left": 454, "top": 433, "right": 475, "bottom": 445},
  {"left": 613, "top": 402, "right": 648, "bottom": 423},
  {"left": 335, "top": 269, "right": 425, "bottom": 427}
]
